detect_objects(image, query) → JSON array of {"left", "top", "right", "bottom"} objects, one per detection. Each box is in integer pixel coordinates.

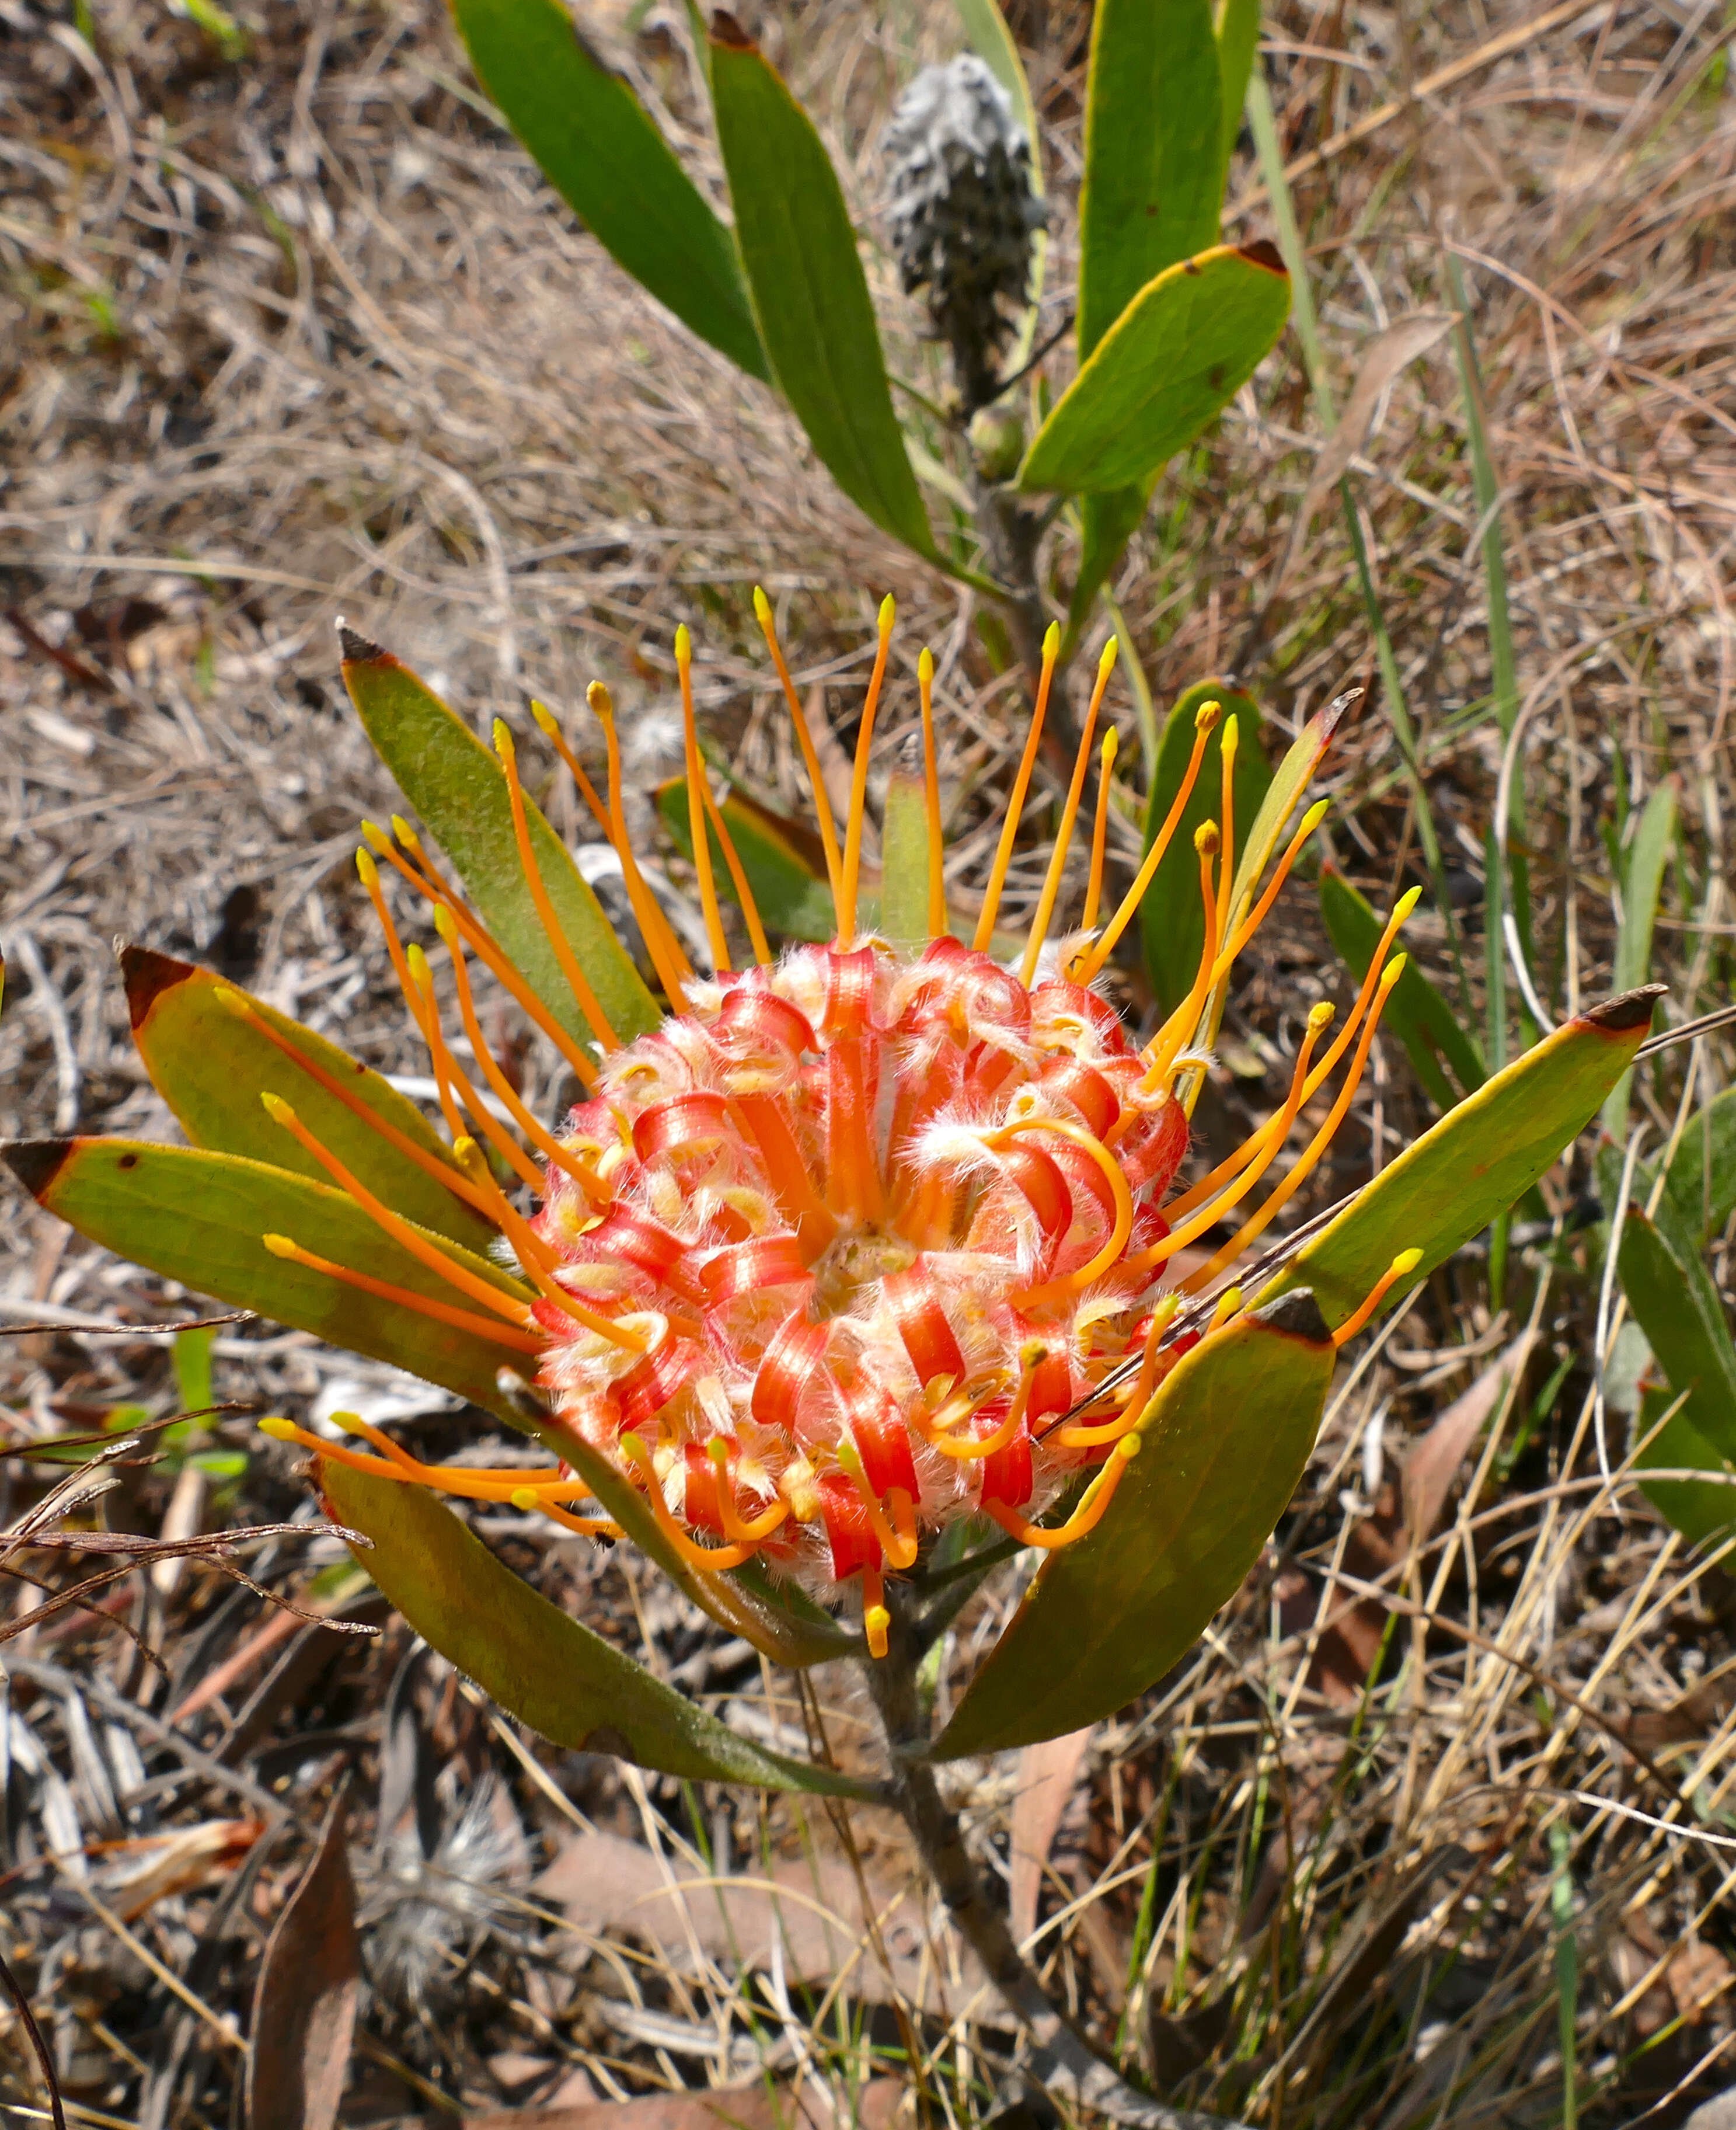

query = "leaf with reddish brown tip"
[
  {"left": 933, "top": 1291, "right": 1336, "bottom": 1757},
  {"left": 4, "top": 1138, "right": 531, "bottom": 1420},
  {"left": 121, "top": 945, "right": 497, "bottom": 1253},
  {"left": 1260, "top": 987, "right": 1668, "bottom": 1329},
  {"left": 321, "top": 1460, "right": 873, "bottom": 1793},
  {"left": 341, "top": 645, "right": 661, "bottom": 1047}
]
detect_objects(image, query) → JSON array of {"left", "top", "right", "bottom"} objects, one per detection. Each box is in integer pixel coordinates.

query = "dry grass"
[{"left": 2, "top": 0, "right": 1735, "bottom": 2123}]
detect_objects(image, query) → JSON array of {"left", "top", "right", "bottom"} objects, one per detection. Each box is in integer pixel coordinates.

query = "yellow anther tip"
[
  {"left": 406, "top": 943, "right": 431, "bottom": 982},
  {"left": 1098, "top": 635, "right": 1119, "bottom": 676},
  {"left": 918, "top": 645, "right": 934, "bottom": 682},
  {"left": 1382, "top": 954, "right": 1407, "bottom": 985},
  {"left": 260, "top": 1091, "right": 292, "bottom": 1123},
  {"left": 1392, "top": 1248, "right": 1424, "bottom": 1276},
  {"left": 864, "top": 1605, "right": 891, "bottom": 1658},
  {"left": 361, "top": 820, "right": 390, "bottom": 852},
  {"left": 262, "top": 1233, "right": 295, "bottom": 1258},
  {"left": 390, "top": 815, "right": 418, "bottom": 847},
  {"left": 752, "top": 585, "right": 771, "bottom": 624},
  {"left": 706, "top": 1438, "right": 731, "bottom": 1468},
  {"left": 531, "top": 701, "right": 557, "bottom": 735},
  {"left": 355, "top": 847, "right": 378, "bottom": 885},
  {"left": 211, "top": 984, "right": 247, "bottom": 1015},
  {"left": 1303, "top": 799, "right": 1330, "bottom": 829},
  {"left": 491, "top": 717, "right": 514, "bottom": 758},
  {"left": 1194, "top": 820, "right": 1220, "bottom": 855},
  {"left": 674, "top": 623, "right": 692, "bottom": 661},
  {"left": 432, "top": 904, "right": 458, "bottom": 942},
  {"left": 1195, "top": 699, "right": 1222, "bottom": 732},
  {"left": 1395, "top": 885, "right": 1422, "bottom": 918},
  {"left": 257, "top": 1416, "right": 296, "bottom": 1441},
  {"left": 510, "top": 1486, "right": 542, "bottom": 1513},
  {"left": 1101, "top": 727, "right": 1119, "bottom": 762},
  {"left": 586, "top": 679, "right": 612, "bottom": 718},
  {"left": 1221, "top": 713, "right": 1239, "bottom": 748},
  {"left": 1042, "top": 621, "right": 1061, "bottom": 658},
  {"left": 1308, "top": 1000, "right": 1336, "bottom": 1028},
  {"left": 1117, "top": 1433, "right": 1142, "bottom": 1461},
  {"left": 877, "top": 593, "right": 895, "bottom": 634}
]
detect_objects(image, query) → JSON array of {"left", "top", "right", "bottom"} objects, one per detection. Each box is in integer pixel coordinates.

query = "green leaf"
[
  {"left": 1633, "top": 1385, "right": 1736, "bottom": 1551},
  {"left": 1139, "top": 682, "right": 1269, "bottom": 1014},
  {"left": 122, "top": 946, "right": 499, "bottom": 1254},
  {"left": 1077, "top": 0, "right": 1223, "bottom": 359},
  {"left": 322, "top": 1461, "right": 869, "bottom": 1791},
  {"left": 1601, "top": 778, "right": 1676, "bottom": 1139},
  {"left": 1619, "top": 1209, "right": 1736, "bottom": 1546},
  {"left": 709, "top": 24, "right": 934, "bottom": 556},
  {"left": 1619, "top": 1208, "right": 1736, "bottom": 1465},
  {"left": 877, "top": 746, "right": 939, "bottom": 952},
  {"left": 1318, "top": 871, "right": 1485, "bottom": 1110},
  {"left": 5, "top": 1139, "right": 531, "bottom": 1421},
  {"left": 1023, "top": 243, "right": 1289, "bottom": 495},
  {"left": 532, "top": 1415, "right": 859, "bottom": 1670},
  {"left": 1212, "top": 0, "right": 1261, "bottom": 201},
  {"left": 932, "top": 1290, "right": 1336, "bottom": 1757},
  {"left": 656, "top": 778, "right": 851, "bottom": 943},
  {"left": 449, "top": 0, "right": 768, "bottom": 380},
  {"left": 341, "top": 641, "right": 660, "bottom": 1047},
  {"left": 1664, "top": 1086, "right": 1736, "bottom": 1245},
  {"left": 1260, "top": 987, "right": 1665, "bottom": 1329}
]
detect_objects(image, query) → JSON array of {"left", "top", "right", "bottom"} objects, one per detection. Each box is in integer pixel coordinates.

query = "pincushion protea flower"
[{"left": 238, "top": 597, "right": 1419, "bottom": 1657}]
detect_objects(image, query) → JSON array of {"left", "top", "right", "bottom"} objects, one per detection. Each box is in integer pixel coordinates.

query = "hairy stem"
[{"left": 862, "top": 1596, "right": 1251, "bottom": 2130}]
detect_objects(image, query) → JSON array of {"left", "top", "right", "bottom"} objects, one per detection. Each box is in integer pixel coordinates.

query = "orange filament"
[
  {"left": 697, "top": 773, "right": 773, "bottom": 967},
  {"left": 922, "top": 1357, "right": 1039, "bottom": 1461},
  {"left": 357, "top": 848, "right": 432, "bottom": 1041},
  {"left": 212, "top": 983, "right": 491, "bottom": 1219},
  {"left": 507, "top": 1487, "right": 622, "bottom": 1539},
  {"left": 974, "top": 621, "right": 1061, "bottom": 951},
  {"left": 527, "top": 700, "right": 611, "bottom": 835},
  {"left": 1021, "top": 637, "right": 1117, "bottom": 986},
  {"left": 1332, "top": 1248, "right": 1424, "bottom": 1348},
  {"left": 259, "top": 1091, "right": 549, "bottom": 1334},
  {"left": 1124, "top": 1002, "right": 1335, "bottom": 1277},
  {"left": 839, "top": 594, "right": 895, "bottom": 946},
  {"left": 706, "top": 1440, "right": 791, "bottom": 1543},
  {"left": 1080, "top": 726, "right": 1118, "bottom": 941},
  {"left": 433, "top": 906, "right": 610, "bottom": 1205},
  {"left": 1052, "top": 1310, "right": 1173, "bottom": 1448},
  {"left": 1161, "top": 1001, "right": 1338, "bottom": 1225},
  {"left": 730, "top": 1094, "right": 837, "bottom": 1251},
  {"left": 1138, "top": 823, "right": 1221, "bottom": 1092},
  {"left": 587, "top": 681, "right": 695, "bottom": 1005},
  {"left": 673, "top": 625, "right": 730, "bottom": 974},
  {"left": 918, "top": 646, "right": 946, "bottom": 941},
  {"left": 261, "top": 1233, "right": 545, "bottom": 1353},
  {"left": 366, "top": 824, "right": 599, "bottom": 1088},
  {"left": 259, "top": 1415, "right": 601, "bottom": 1505},
  {"left": 450, "top": 1136, "right": 562, "bottom": 1277},
  {"left": 753, "top": 586, "right": 843, "bottom": 907},
  {"left": 1207, "top": 800, "right": 1329, "bottom": 990},
  {"left": 862, "top": 1561, "right": 890, "bottom": 1659},
  {"left": 412, "top": 945, "right": 546, "bottom": 1197},
  {"left": 619, "top": 1433, "right": 759, "bottom": 1569},
  {"left": 405, "top": 945, "right": 470, "bottom": 1140},
  {"left": 1180, "top": 957, "right": 1406, "bottom": 1293},
  {"left": 834, "top": 1438, "right": 919, "bottom": 1568},
  {"left": 494, "top": 719, "right": 621, "bottom": 1052},
  {"left": 1214, "top": 715, "right": 1239, "bottom": 959},
  {"left": 985, "top": 1431, "right": 1141, "bottom": 1550},
  {"left": 998, "top": 1117, "right": 1134, "bottom": 1304},
  {"left": 1076, "top": 698, "right": 1221, "bottom": 982}
]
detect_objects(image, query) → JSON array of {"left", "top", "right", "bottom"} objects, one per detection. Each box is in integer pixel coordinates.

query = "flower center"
[{"left": 808, "top": 1223, "right": 921, "bottom": 1321}]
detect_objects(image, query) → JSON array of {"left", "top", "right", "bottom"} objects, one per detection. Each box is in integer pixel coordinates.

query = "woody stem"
[{"left": 861, "top": 1590, "right": 1253, "bottom": 2130}]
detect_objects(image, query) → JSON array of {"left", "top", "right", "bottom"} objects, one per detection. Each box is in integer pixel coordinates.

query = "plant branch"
[{"left": 863, "top": 1593, "right": 1253, "bottom": 2130}]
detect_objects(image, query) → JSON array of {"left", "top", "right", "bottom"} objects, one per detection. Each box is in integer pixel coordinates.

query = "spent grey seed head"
[{"left": 881, "top": 54, "right": 1046, "bottom": 410}]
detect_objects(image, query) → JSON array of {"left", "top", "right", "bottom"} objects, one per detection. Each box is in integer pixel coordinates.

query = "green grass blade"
[{"left": 1601, "top": 778, "right": 1677, "bottom": 1138}]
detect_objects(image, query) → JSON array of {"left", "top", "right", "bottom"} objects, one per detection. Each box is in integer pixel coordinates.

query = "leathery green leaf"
[
  {"left": 1023, "top": 243, "right": 1291, "bottom": 495},
  {"left": 656, "top": 778, "right": 859, "bottom": 943},
  {"left": 1633, "top": 1386, "right": 1736, "bottom": 1551},
  {"left": 531, "top": 1411, "right": 859, "bottom": 1670},
  {"left": 709, "top": 24, "right": 935, "bottom": 556},
  {"left": 877, "top": 743, "right": 940, "bottom": 952},
  {"left": 1318, "top": 871, "right": 1485, "bottom": 1111},
  {"left": 4, "top": 1139, "right": 532, "bottom": 1421},
  {"left": 341, "top": 638, "right": 661, "bottom": 1047},
  {"left": 933, "top": 1290, "right": 1336, "bottom": 1757},
  {"left": 1212, "top": 0, "right": 1261, "bottom": 201},
  {"left": 449, "top": 0, "right": 768, "bottom": 381},
  {"left": 1139, "top": 682, "right": 1268, "bottom": 1015},
  {"left": 1665, "top": 1085, "right": 1736, "bottom": 1245},
  {"left": 1066, "top": 481, "right": 1155, "bottom": 642},
  {"left": 1619, "top": 1207, "right": 1736, "bottom": 1466},
  {"left": 1260, "top": 986, "right": 1667, "bottom": 1330},
  {"left": 322, "top": 1462, "right": 868, "bottom": 1791},
  {"left": 1077, "top": 0, "right": 1223, "bottom": 358},
  {"left": 121, "top": 945, "right": 499, "bottom": 1254}
]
